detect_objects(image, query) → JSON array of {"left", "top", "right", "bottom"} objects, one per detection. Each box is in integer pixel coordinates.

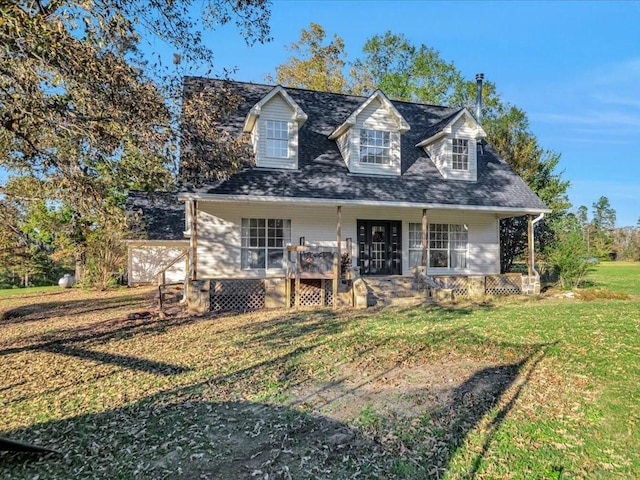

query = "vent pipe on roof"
[{"left": 475, "top": 73, "right": 484, "bottom": 123}]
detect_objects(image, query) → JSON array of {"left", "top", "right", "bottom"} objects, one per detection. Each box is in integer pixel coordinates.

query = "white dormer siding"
[
  {"left": 335, "top": 131, "right": 350, "bottom": 169},
  {"left": 352, "top": 99, "right": 401, "bottom": 175},
  {"left": 329, "top": 91, "right": 409, "bottom": 176},
  {"left": 417, "top": 109, "right": 485, "bottom": 182},
  {"left": 243, "top": 86, "right": 307, "bottom": 170},
  {"left": 255, "top": 95, "right": 298, "bottom": 169}
]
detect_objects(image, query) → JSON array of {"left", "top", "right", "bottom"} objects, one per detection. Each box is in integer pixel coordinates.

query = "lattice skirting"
[
  {"left": 431, "top": 275, "right": 470, "bottom": 297},
  {"left": 210, "top": 279, "right": 265, "bottom": 312},
  {"left": 485, "top": 274, "right": 522, "bottom": 295},
  {"left": 289, "top": 279, "right": 333, "bottom": 307}
]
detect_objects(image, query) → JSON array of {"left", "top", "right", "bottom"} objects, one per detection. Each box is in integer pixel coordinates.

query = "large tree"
[
  {"left": 350, "top": 31, "right": 463, "bottom": 104},
  {"left": 266, "top": 23, "right": 349, "bottom": 93},
  {"left": 1, "top": 0, "right": 271, "bottom": 284},
  {"left": 483, "top": 105, "right": 570, "bottom": 271}
]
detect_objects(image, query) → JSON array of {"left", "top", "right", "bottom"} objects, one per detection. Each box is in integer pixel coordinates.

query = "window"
[
  {"left": 241, "top": 218, "right": 291, "bottom": 269},
  {"left": 408, "top": 223, "right": 468, "bottom": 269},
  {"left": 360, "top": 129, "right": 391, "bottom": 164},
  {"left": 452, "top": 138, "right": 469, "bottom": 170},
  {"left": 429, "top": 223, "right": 449, "bottom": 268},
  {"left": 266, "top": 120, "right": 289, "bottom": 158},
  {"left": 408, "top": 223, "right": 423, "bottom": 268},
  {"left": 449, "top": 224, "right": 468, "bottom": 269}
]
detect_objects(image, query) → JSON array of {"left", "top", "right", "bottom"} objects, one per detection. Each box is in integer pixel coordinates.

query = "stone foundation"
[{"left": 521, "top": 275, "right": 541, "bottom": 295}]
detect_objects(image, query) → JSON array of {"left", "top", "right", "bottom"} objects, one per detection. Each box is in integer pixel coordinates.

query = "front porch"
[
  {"left": 181, "top": 199, "right": 543, "bottom": 313},
  {"left": 185, "top": 271, "right": 541, "bottom": 313}
]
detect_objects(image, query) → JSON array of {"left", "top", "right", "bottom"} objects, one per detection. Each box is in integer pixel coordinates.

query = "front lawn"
[
  {"left": 0, "top": 285, "right": 61, "bottom": 298},
  {"left": 1, "top": 263, "right": 638, "bottom": 478}
]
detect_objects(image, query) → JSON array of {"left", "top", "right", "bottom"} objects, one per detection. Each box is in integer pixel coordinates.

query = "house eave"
[
  {"left": 329, "top": 90, "right": 410, "bottom": 140},
  {"left": 177, "top": 193, "right": 551, "bottom": 216}
]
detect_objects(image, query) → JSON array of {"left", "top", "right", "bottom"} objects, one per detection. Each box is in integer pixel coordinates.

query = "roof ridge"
[{"left": 183, "top": 76, "right": 458, "bottom": 110}]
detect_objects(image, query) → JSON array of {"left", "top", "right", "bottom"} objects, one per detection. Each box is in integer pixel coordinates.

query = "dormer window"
[
  {"left": 266, "top": 120, "right": 289, "bottom": 158},
  {"left": 452, "top": 138, "right": 469, "bottom": 170},
  {"left": 243, "top": 86, "right": 307, "bottom": 170},
  {"left": 360, "top": 129, "right": 391, "bottom": 165},
  {"left": 416, "top": 109, "right": 486, "bottom": 182},
  {"left": 328, "top": 90, "right": 410, "bottom": 176}
]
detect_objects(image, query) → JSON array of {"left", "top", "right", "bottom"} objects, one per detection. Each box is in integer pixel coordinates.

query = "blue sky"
[{"left": 187, "top": 0, "right": 639, "bottom": 227}]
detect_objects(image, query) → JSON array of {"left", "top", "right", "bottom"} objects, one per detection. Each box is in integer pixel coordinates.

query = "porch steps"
[{"left": 362, "top": 276, "right": 428, "bottom": 307}]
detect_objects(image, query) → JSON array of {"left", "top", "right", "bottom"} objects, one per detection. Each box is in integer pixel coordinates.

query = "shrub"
[{"left": 545, "top": 220, "right": 592, "bottom": 289}]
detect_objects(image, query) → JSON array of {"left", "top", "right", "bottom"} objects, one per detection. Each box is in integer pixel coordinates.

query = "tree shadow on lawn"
[
  {"left": 0, "top": 395, "right": 394, "bottom": 479},
  {"left": 1, "top": 340, "right": 558, "bottom": 479},
  {"left": 0, "top": 295, "right": 147, "bottom": 326}
]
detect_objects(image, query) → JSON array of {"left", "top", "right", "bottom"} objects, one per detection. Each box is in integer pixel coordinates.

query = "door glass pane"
[{"left": 370, "top": 225, "right": 386, "bottom": 272}]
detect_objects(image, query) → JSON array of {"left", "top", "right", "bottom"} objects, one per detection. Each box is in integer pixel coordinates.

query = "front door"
[{"left": 357, "top": 220, "right": 402, "bottom": 275}]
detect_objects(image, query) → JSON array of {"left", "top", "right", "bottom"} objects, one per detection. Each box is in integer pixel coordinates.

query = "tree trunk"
[{"left": 75, "top": 252, "right": 85, "bottom": 283}]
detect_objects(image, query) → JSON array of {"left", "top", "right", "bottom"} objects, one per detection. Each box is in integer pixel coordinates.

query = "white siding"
[
  {"left": 422, "top": 116, "right": 480, "bottom": 181},
  {"left": 336, "top": 131, "right": 350, "bottom": 169},
  {"left": 129, "top": 246, "right": 187, "bottom": 285},
  {"left": 255, "top": 95, "right": 298, "bottom": 169},
  {"left": 448, "top": 116, "right": 478, "bottom": 182},
  {"left": 195, "top": 202, "right": 500, "bottom": 278},
  {"left": 426, "top": 137, "right": 447, "bottom": 177},
  {"left": 349, "top": 99, "right": 402, "bottom": 176}
]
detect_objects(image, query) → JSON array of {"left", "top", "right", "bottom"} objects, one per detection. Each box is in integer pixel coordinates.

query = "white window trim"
[
  {"left": 360, "top": 129, "right": 391, "bottom": 165},
  {"left": 408, "top": 223, "right": 469, "bottom": 269},
  {"left": 241, "top": 218, "right": 291, "bottom": 270},
  {"left": 452, "top": 138, "right": 469, "bottom": 171},
  {"left": 265, "top": 120, "right": 289, "bottom": 159}
]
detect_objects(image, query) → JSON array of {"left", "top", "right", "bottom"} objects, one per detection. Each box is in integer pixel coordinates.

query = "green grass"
[
  {"left": 0, "top": 264, "right": 638, "bottom": 478},
  {"left": 585, "top": 261, "right": 640, "bottom": 295},
  {"left": 0, "top": 285, "right": 61, "bottom": 298}
]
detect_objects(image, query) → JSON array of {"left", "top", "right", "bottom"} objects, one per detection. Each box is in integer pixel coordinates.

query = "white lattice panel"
[
  {"left": 485, "top": 275, "right": 522, "bottom": 295},
  {"left": 210, "top": 279, "right": 265, "bottom": 312}
]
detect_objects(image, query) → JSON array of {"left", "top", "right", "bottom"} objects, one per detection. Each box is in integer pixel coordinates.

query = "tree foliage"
[
  {"left": 266, "top": 23, "right": 348, "bottom": 93},
  {"left": 575, "top": 196, "right": 618, "bottom": 259},
  {"left": 545, "top": 215, "right": 592, "bottom": 289},
  {"left": 0, "top": 0, "right": 271, "bottom": 285},
  {"left": 484, "top": 105, "right": 571, "bottom": 271},
  {"left": 350, "top": 31, "right": 465, "bottom": 105}
]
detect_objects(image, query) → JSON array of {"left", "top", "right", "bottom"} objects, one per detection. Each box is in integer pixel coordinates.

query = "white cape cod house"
[{"left": 126, "top": 77, "right": 550, "bottom": 310}]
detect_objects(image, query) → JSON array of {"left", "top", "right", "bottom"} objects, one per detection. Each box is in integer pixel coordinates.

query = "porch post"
[
  {"left": 422, "top": 208, "right": 428, "bottom": 274},
  {"left": 189, "top": 199, "right": 198, "bottom": 281},
  {"left": 527, "top": 214, "right": 534, "bottom": 277},
  {"left": 334, "top": 205, "right": 342, "bottom": 308}
]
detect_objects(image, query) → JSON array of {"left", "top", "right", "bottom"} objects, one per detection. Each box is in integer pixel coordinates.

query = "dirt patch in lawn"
[{"left": 289, "top": 358, "right": 519, "bottom": 423}]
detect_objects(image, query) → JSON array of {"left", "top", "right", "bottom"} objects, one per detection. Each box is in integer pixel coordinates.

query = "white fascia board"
[
  {"left": 177, "top": 193, "right": 552, "bottom": 216},
  {"left": 328, "top": 121, "right": 353, "bottom": 140},
  {"left": 415, "top": 131, "right": 447, "bottom": 148}
]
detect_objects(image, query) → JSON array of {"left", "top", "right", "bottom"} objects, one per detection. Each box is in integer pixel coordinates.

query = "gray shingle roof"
[
  {"left": 180, "top": 78, "right": 548, "bottom": 212},
  {"left": 125, "top": 191, "right": 185, "bottom": 241}
]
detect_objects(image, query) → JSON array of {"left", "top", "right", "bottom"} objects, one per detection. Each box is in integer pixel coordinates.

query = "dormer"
[
  {"left": 243, "top": 86, "right": 307, "bottom": 170},
  {"left": 329, "top": 90, "right": 410, "bottom": 176},
  {"left": 416, "top": 109, "right": 486, "bottom": 182}
]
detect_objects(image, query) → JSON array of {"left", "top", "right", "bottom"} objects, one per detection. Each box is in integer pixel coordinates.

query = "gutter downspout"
[{"left": 531, "top": 212, "right": 545, "bottom": 276}]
